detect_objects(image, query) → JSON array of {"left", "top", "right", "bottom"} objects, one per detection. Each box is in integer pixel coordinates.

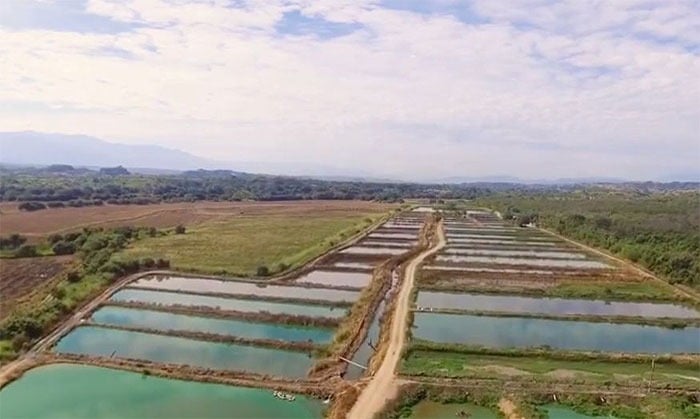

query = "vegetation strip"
[
  {"left": 401, "top": 350, "right": 700, "bottom": 385},
  {"left": 407, "top": 340, "right": 700, "bottom": 366}
]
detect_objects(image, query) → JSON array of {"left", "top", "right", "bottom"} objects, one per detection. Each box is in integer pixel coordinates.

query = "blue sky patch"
[
  {"left": 275, "top": 10, "right": 362, "bottom": 39},
  {"left": 0, "top": 0, "right": 138, "bottom": 33},
  {"left": 379, "top": 0, "right": 487, "bottom": 25}
]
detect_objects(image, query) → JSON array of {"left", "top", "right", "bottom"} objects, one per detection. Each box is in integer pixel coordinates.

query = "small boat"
[{"left": 272, "top": 391, "right": 296, "bottom": 402}]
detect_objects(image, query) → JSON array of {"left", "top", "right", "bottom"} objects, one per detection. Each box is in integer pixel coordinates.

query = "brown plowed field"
[
  {"left": 0, "top": 200, "right": 393, "bottom": 240},
  {"left": 0, "top": 256, "right": 75, "bottom": 318}
]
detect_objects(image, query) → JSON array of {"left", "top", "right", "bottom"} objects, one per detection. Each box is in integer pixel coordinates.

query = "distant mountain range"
[
  {"left": 0, "top": 131, "right": 370, "bottom": 178},
  {"left": 1, "top": 131, "right": 697, "bottom": 183},
  {"left": 0, "top": 131, "right": 217, "bottom": 170}
]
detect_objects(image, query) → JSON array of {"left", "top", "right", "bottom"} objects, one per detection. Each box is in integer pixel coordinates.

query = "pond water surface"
[
  {"left": 56, "top": 327, "right": 316, "bottom": 377},
  {"left": 110, "top": 289, "right": 347, "bottom": 318},
  {"left": 415, "top": 292, "right": 700, "bottom": 318},
  {"left": 340, "top": 246, "right": 406, "bottom": 255},
  {"left": 422, "top": 266, "right": 562, "bottom": 275},
  {"left": 131, "top": 276, "right": 358, "bottom": 302},
  {"left": 0, "top": 364, "right": 323, "bottom": 418},
  {"left": 92, "top": 306, "right": 334, "bottom": 342},
  {"left": 435, "top": 255, "right": 609, "bottom": 269},
  {"left": 361, "top": 240, "right": 415, "bottom": 247},
  {"left": 413, "top": 313, "right": 700, "bottom": 353},
  {"left": 443, "top": 248, "right": 588, "bottom": 259},
  {"left": 329, "top": 261, "right": 377, "bottom": 270},
  {"left": 447, "top": 239, "right": 558, "bottom": 246},
  {"left": 368, "top": 233, "right": 417, "bottom": 239},
  {"left": 295, "top": 270, "right": 371, "bottom": 288}
]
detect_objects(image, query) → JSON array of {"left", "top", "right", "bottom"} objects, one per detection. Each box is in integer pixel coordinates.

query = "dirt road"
[{"left": 347, "top": 221, "right": 445, "bottom": 419}]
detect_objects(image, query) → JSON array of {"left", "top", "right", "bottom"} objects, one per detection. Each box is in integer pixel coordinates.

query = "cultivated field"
[
  {"left": 0, "top": 256, "right": 75, "bottom": 319},
  {"left": 0, "top": 201, "right": 393, "bottom": 240}
]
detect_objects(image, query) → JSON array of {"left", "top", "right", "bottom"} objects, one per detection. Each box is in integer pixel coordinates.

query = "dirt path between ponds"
[
  {"left": 498, "top": 398, "right": 524, "bottom": 419},
  {"left": 347, "top": 220, "right": 445, "bottom": 419}
]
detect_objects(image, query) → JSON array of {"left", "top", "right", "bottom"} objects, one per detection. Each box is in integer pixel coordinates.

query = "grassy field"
[
  {"left": 116, "top": 204, "right": 391, "bottom": 276},
  {"left": 401, "top": 350, "right": 700, "bottom": 384}
]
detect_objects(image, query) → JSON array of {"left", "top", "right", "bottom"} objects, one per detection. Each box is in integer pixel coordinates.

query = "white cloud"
[{"left": 0, "top": 0, "right": 698, "bottom": 180}]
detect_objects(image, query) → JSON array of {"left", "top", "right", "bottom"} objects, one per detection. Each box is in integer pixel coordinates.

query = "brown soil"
[
  {"left": 0, "top": 255, "right": 76, "bottom": 318},
  {"left": 0, "top": 200, "right": 394, "bottom": 240},
  {"left": 498, "top": 398, "right": 524, "bottom": 419}
]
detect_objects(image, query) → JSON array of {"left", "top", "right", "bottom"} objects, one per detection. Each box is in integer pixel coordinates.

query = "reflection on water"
[
  {"left": 296, "top": 270, "right": 371, "bottom": 288},
  {"left": 111, "top": 289, "right": 347, "bottom": 318},
  {"left": 443, "top": 248, "right": 587, "bottom": 259},
  {"left": 92, "top": 306, "right": 334, "bottom": 342},
  {"left": 56, "top": 326, "right": 315, "bottom": 377},
  {"left": 0, "top": 364, "right": 324, "bottom": 418},
  {"left": 132, "top": 276, "right": 358, "bottom": 302},
  {"left": 340, "top": 246, "right": 406, "bottom": 255},
  {"left": 416, "top": 292, "right": 700, "bottom": 318},
  {"left": 436, "top": 255, "right": 609, "bottom": 269},
  {"left": 413, "top": 313, "right": 700, "bottom": 353}
]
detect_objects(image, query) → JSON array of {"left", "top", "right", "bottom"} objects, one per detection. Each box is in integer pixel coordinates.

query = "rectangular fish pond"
[
  {"left": 110, "top": 289, "right": 348, "bottom": 318},
  {"left": 367, "top": 233, "right": 417, "bottom": 239},
  {"left": 0, "top": 364, "right": 324, "bottom": 419},
  {"left": 446, "top": 234, "right": 556, "bottom": 241},
  {"left": 415, "top": 292, "right": 700, "bottom": 319},
  {"left": 294, "top": 270, "right": 372, "bottom": 288},
  {"left": 435, "top": 255, "right": 610, "bottom": 269},
  {"left": 443, "top": 248, "right": 588, "bottom": 259},
  {"left": 130, "top": 276, "right": 359, "bottom": 303},
  {"left": 92, "top": 306, "right": 335, "bottom": 343},
  {"left": 340, "top": 246, "right": 407, "bottom": 255},
  {"left": 412, "top": 313, "right": 700, "bottom": 354},
  {"left": 55, "top": 326, "right": 317, "bottom": 378},
  {"left": 446, "top": 239, "right": 558, "bottom": 246},
  {"left": 360, "top": 240, "right": 416, "bottom": 248}
]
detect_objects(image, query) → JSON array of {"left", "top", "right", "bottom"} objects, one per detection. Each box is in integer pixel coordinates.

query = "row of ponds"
[
  {"left": 0, "top": 212, "right": 428, "bottom": 418},
  {"left": 415, "top": 215, "right": 700, "bottom": 355}
]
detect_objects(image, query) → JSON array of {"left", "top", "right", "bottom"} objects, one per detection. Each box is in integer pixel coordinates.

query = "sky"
[{"left": 0, "top": 0, "right": 699, "bottom": 181}]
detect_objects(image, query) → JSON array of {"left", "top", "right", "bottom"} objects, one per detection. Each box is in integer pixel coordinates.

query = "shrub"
[
  {"left": 155, "top": 258, "right": 170, "bottom": 269},
  {"left": 15, "top": 245, "right": 38, "bottom": 258},
  {"left": 0, "top": 234, "right": 26, "bottom": 250},
  {"left": 142, "top": 258, "right": 155, "bottom": 268},
  {"left": 52, "top": 241, "right": 76, "bottom": 255},
  {"left": 47, "top": 234, "right": 64, "bottom": 244},
  {"left": 66, "top": 271, "right": 82, "bottom": 283},
  {"left": 174, "top": 225, "right": 186, "bottom": 234},
  {"left": 256, "top": 265, "right": 270, "bottom": 276},
  {"left": 18, "top": 202, "right": 47, "bottom": 211}
]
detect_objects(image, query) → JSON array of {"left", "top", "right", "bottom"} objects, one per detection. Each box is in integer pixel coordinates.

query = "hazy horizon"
[{"left": 1, "top": 1, "right": 698, "bottom": 180}]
